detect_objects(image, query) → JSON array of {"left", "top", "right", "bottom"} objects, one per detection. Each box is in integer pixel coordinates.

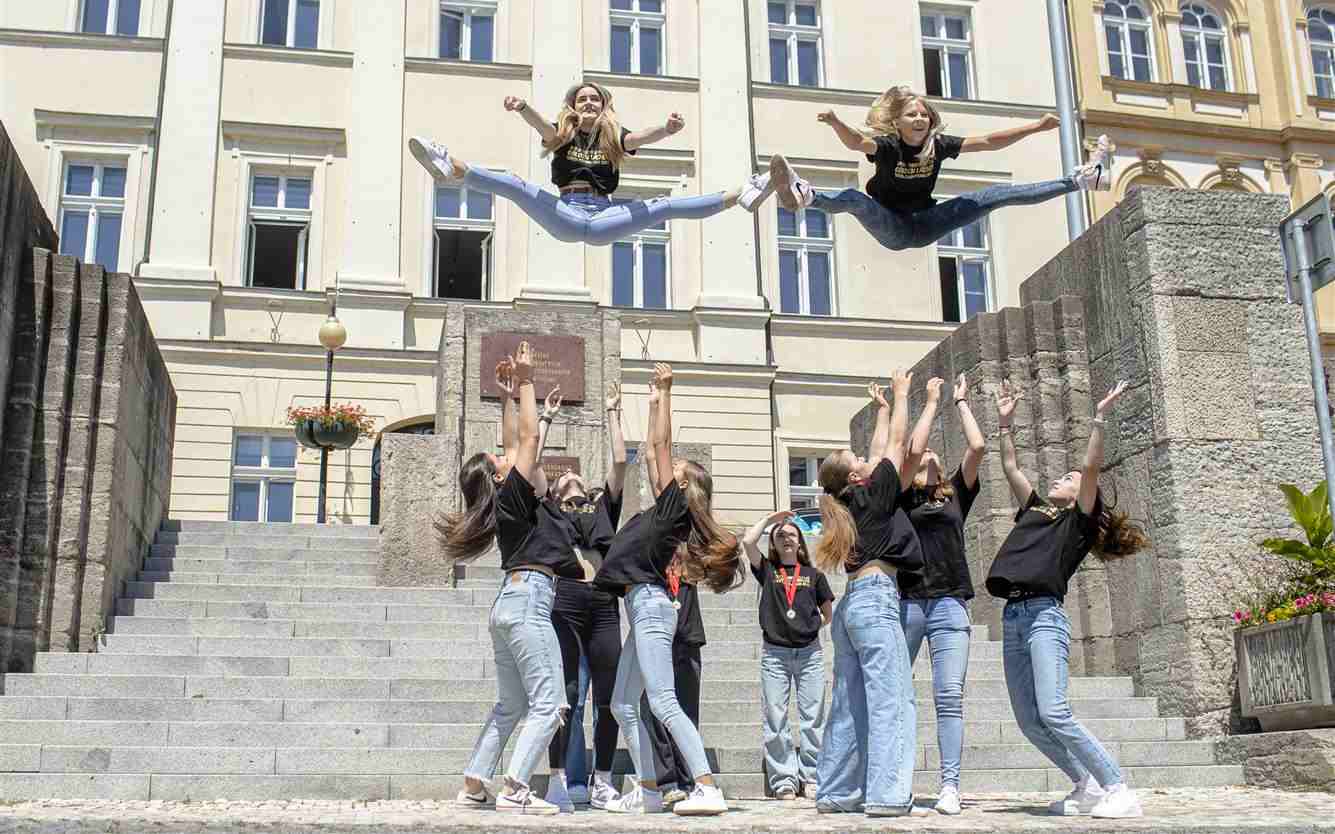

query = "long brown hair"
[
  {"left": 542, "top": 82, "right": 627, "bottom": 168},
  {"left": 814, "top": 452, "right": 857, "bottom": 573},
  {"left": 672, "top": 460, "right": 743, "bottom": 593},
  {"left": 434, "top": 452, "right": 498, "bottom": 564},
  {"left": 911, "top": 453, "right": 956, "bottom": 504},
  {"left": 1093, "top": 493, "right": 1149, "bottom": 558},
  {"left": 766, "top": 520, "right": 812, "bottom": 570},
  {"left": 864, "top": 86, "right": 946, "bottom": 163}
]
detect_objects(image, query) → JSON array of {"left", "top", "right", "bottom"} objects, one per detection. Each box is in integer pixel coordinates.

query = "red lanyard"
[
  {"left": 778, "top": 563, "right": 801, "bottom": 611},
  {"left": 668, "top": 567, "right": 682, "bottom": 609}
]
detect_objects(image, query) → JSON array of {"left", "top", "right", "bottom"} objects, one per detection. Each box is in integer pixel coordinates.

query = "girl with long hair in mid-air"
[
  {"left": 766, "top": 86, "right": 1112, "bottom": 252},
  {"left": 437, "top": 343, "right": 582, "bottom": 815},
  {"left": 594, "top": 363, "right": 742, "bottom": 816},
  {"left": 988, "top": 380, "right": 1149, "bottom": 819},
  {"left": 409, "top": 81, "right": 773, "bottom": 246}
]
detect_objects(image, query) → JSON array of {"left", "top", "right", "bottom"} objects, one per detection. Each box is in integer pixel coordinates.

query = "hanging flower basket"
[{"left": 286, "top": 404, "right": 375, "bottom": 451}]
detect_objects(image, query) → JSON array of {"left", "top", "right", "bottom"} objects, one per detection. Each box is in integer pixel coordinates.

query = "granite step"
[
  {"left": 161, "top": 521, "right": 380, "bottom": 538},
  {"left": 154, "top": 534, "right": 378, "bottom": 548},
  {"left": 136, "top": 572, "right": 382, "bottom": 588},
  {"left": 142, "top": 558, "right": 380, "bottom": 575},
  {"left": 105, "top": 617, "right": 484, "bottom": 640},
  {"left": 149, "top": 545, "right": 381, "bottom": 562}
]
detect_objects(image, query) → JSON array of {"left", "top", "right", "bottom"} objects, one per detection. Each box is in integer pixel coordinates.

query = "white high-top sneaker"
[
  {"left": 739, "top": 173, "right": 775, "bottom": 212},
  {"left": 1072, "top": 134, "right": 1114, "bottom": 192},
  {"left": 1090, "top": 784, "right": 1143, "bottom": 819},
  {"left": 672, "top": 783, "right": 728, "bottom": 816},
  {"left": 408, "top": 136, "right": 461, "bottom": 183},
  {"left": 1049, "top": 774, "right": 1105, "bottom": 815},
  {"left": 589, "top": 776, "right": 619, "bottom": 810},
  {"left": 769, "top": 154, "right": 815, "bottom": 211}
]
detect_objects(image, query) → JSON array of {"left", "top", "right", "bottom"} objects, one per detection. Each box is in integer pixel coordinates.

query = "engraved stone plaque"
[
  {"left": 479, "top": 333, "right": 586, "bottom": 402},
  {"left": 542, "top": 456, "right": 581, "bottom": 485}
]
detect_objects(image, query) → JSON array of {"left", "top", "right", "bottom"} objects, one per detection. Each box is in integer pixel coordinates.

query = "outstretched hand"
[
  {"left": 543, "top": 386, "right": 563, "bottom": 419},
  {"left": 494, "top": 358, "right": 515, "bottom": 398},
  {"left": 763, "top": 509, "right": 795, "bottom": 530},
  {"left": 891, "top": 369, "right": 913, "bottom": 398},
  {"left": 995, "top": 379, "right": 1023, "bottom": 424},
  {"left": 513, "top": 341, "right": 534, "bottom": 382},
  {"left": 868, "top": 381, "right": 889, "bottom": 409},
  {"left": 654, "top": 362, "right": 674, "bottom": 390},
  {"left": 817, "top": 109, "right": 841, "bottom": 125},
  {"left": 1096, "top": 380, "right": 1129, "bottom": 416},
  {"left": 504, "top": 95, "right": 527, "bottom": 112},
  {"left": 925, "top": 377, "right": 945, "bottom": 403},
  {"left": 665, "top": 113, "right": 686, "bottom": 134},
  {"left": 1037, "top": 113, "right": 1060, "bottom": 131},
  {"left": 954, "top": 372, "right": 969, "bottom": 403}
]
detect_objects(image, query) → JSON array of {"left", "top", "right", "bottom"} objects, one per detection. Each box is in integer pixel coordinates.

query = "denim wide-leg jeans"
[{"left": 760, "top": 642, "right": 826, "bottom": 793}]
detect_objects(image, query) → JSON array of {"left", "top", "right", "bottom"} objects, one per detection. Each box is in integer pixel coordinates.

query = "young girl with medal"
[
  {"left": 437, "top": 343, "right": 582, "bottom": 815},
  {"left": 765, "top": 86, "right": 1113, "bottom": 253},
  {"left": 409, "top": 82, "right": 773, "bottom": 246},
  {"left": 987, "top": 380, "right": 1149, "bottom": 819},
  {"left": 741, "top": 509, "right": 833, "bottom": 801},
  {"left": 594, "top": 363, "right": 741, "bottom": 816}
]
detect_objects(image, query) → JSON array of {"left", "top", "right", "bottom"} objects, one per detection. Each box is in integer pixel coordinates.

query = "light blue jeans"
[
  {"left": 464, "top": 167, "right": 729, "bottom": 246},
  {"left": 816, "top": 573, "right": 915, "bottom": 814},
  {"left": 464, "top": 572, "right": 566, "bottom": 788},
  {"left": 610, "top": 583, "right": 712, "bottom": 783},
  {"left": 812, "top": 178, "right": 1079, "bottom": 251},
  {"left": 761, "top": 642, "right": 826, "bottom": 793},
  {"left": 901, "top": 597, "right": 971, "bottom": 789},
  {"left": 1002, "top": 596, "right": 1123, "bottom": 788}
]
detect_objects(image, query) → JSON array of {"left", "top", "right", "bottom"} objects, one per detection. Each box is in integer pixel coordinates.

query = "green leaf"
[{"left": 1278, "top": 483, "right": 1333, "bottom": 548}]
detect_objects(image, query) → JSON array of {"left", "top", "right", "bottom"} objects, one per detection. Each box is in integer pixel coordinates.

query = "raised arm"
[
  {"left": 994, "top": 379, "right": 1033, "bottom": 506},
  {"left": 650, "top": 363, "right": 675, "bottom": 494},
  {"left": 1080, "top": 381, "right": 1127, "bottom": 515},
  {"left": 742, "top": 510, "right": 793, "bottom": 570},
  {"left": 888, "top": 369, "right": 915, "bottom": 478},
  {"left": 624, "top": 113, "right": 685, "bottom": 152},
  {"left": 954, "top": 372, "right": 986, "bottom": 489},
  {"left": 534, "top": 385, "right": 562, "bottom": 496},
  {"left": 960, "top": 113, "right": 1059, "bottom": 153},
  {"left": 866, "top": 382, "right": 891, "bottom": 466},
  {"left": 645, "top": 382, "right": 662, "bottom": 498},
  {"left": 908, "top": 377, "right": 944, "bottom": 460},
  {"left": 504, "top": 95, "right": 558, "bottom": 147},
  {"left": 817, "top": 110, "right": 878, "bottom": 154},
  {"left": 495, "top": 359, "right": 518, "bottom": 463},
  {"left": 605, "top": 382, "right": 628, "bottom": 501},
  {"left": 511, "top": 342, "right": 542, "bottom": 484}
]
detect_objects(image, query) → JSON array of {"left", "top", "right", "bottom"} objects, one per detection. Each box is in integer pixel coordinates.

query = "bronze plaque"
[
  {"left": 479, "top": 332, "right": 586, "bottom": 402},
  {"left": 542, "top": 456, "right": 582, "bottom": 486}
]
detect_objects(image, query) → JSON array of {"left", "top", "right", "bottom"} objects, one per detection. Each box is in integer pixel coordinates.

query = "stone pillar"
[{"left": 377, "top": 434, "right": 456, "bottom": 587}]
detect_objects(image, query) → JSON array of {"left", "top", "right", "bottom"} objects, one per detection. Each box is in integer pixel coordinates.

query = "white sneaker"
[
  {"left": 1073, "top": 134, "right": 1113, "bottom": 192},
  {"left": 589, "top": 779, "right": 619, "bottom": 810},
  {"left": 454, "top": 783, "right": 496, "bottom": 808},
  {"left": 1049, "top": 775, "right": 1105, "bottom": 815},
  {"left": 935, "top": 785, "right": 962, "bottom": 816},
  {"left": 604, "top": 786, "right": 644, "bottom": 814},
  {"left": 739, "top": 173, "right": 775, "bottom": 212},
  {"left": 769, "top": 154, "right": 815, "bottom": 211},
  {"left": 567, "top": 782, "right": 590, "bottom": 806},
  {"left": 775, "top": 784, "right": 798, "bottom": 800},
  {"left": 408, "top": 136, "right": 460, "bottom": 183},
  {"left": 495, "top": 787, "right": 559, "bottom": 815},
  {"left": 661, "top": 787, "right": 688, "bottom": 807},
  {"left": 543, "top": 774, "right": 574, "bottom": 813},
  {"left": 672, "top": 783, "right": 728, "bottom": 816},
  {"left": 1090, "top": 784, "right": 1143, "bottom": 819}
]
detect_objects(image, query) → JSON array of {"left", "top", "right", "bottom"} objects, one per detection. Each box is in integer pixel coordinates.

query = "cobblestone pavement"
[{"left": 2, "top": 789, "right": 1335, "bottom": 833}]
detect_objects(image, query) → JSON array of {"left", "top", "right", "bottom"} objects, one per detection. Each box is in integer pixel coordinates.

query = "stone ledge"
[{"left": 1217, "top": 729, "right": 1335, "bottom": 791}]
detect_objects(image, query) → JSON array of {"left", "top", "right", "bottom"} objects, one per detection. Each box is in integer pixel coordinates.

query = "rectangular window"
[
  {"left": 921, "top": 10, "right": 973, "bottom": 99},
  {"left": 433, "top": 183, "right": 494, "bottom": 299},
  {"left": 57, "top": 160, "right": 127, "bottom": 272},
  {"left": 610, "top": 196, "right": 669, "bottom": 308},
  {"left": 231, "top": 433, "right": 298, "bottom": 523},
  {"left": 440, "top": 1, "right": 496, "bottom": 62},
  {"left": 789, "top": 455, "right": 824, "bottom": 509},
  {"left": 80, "top": 0, "right": 140, "bottom": 35},
  {"left": 260, "top": 0, "right": 320, "bottom": 48},
  {"left": 610, "top": 0, "right": 665, "bottom": 75},
  {"left": 776, "top": 205, "right": 833, "bottom": 316},
  {"left": 767, "top": 0, "right": 822, "bottom": 87},
  {"left": 246, "top": 172, "right": 312, "bottom": 290},
  {"left": 937, "top": 217, "right": 992, "bottom": 323}
]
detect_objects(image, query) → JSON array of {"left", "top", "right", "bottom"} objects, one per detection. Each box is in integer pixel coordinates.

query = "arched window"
[
  {"left": 1180, "top": 3, "right": 1231, "bottom": 91},
  {"left": 1309, "top": 6, "right": 1335, "bottom": 98},
  {"left": 1103, "top": 0, "right": 1155, "bottom": 81}
]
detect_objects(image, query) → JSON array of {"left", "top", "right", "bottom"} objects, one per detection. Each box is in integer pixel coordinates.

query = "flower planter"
[
  {"left": 1237, "top": 612, "right": 1335, "bottom": 731},
  {"left": 294, "top": 419, "right": 359, "bottom": 451}
]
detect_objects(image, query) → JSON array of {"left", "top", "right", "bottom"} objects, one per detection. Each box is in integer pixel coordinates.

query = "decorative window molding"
[
  {"left": 1100, "top": 0, "right": 1157, "bottom": 82},
  {"left": 225, "top": 144, "right": 330, "bottom": 292},
  {"left": 230, "top": 432, "right": 298, "bottom": 523},
  {"left": 608, "top": 191, "right": 671, "bottom": 309},
  {"left": 429, "top": 182, "right": 494, "bottom": 300},
  {"left": 610, "top": 0, "right": 665, "bottom": 76},
  {"left": 776, "top": 205, "right": 835, "bottom": 316},
  {"left": 921, "top": 7, "right": 976, "bottom": 100},
  {"left": 1179, "top": 2, "right": 1233, "bottom": 91},
  {"left": 767, "top": 0, "right": 823, "bottom": 87},
  {"left": 439, "top": 0, "right": 498, "bottom": 63}
]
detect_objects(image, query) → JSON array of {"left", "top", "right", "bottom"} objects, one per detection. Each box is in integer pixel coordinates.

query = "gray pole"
[
  {"left": 1046, "top": 0, "right": 1087, "bottom": 240},
  {"left": 1291, "top": 223, "right": 1335, "bottom": 524}
]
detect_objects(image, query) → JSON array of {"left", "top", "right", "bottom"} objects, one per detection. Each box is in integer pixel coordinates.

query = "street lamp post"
[{"left": 316, "top": 306, "right": 348, "bottom": 524}]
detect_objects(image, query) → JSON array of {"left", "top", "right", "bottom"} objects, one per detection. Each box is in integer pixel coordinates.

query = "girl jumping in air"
[
  {"left": 594, "top": 363, "right": 741, "bottom": 816},
  {"left": 438, "top": 344, "right": 581, "bottom": 815},
  {"left": 741, "top": 509, "right": 834, "bottom": 801},
  {"left": 409, "top": 81, "right": 772, "bottom": 246},
  {"left": 812, "top": 372, "right": 924, "bottom": 817},
  {"left": 767, "top": 86, "right": 1112, "bottom": 251},
  {"left": 988, "top": 379, "right": 1149, "bottom": 819}
]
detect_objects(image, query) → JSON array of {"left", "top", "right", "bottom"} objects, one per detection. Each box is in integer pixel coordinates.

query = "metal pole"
[
  {"left": 1045, "top": 0, "right": 1087, "bottom": 240},
  {"left": 1292, "top": 222, "right": 1335, "bottom": 524},
  {"left": 317, "top": 350, "right": 333, "bottom": 524}
]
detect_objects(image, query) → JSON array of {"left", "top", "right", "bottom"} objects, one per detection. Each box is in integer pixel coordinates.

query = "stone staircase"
[{"left": 0, "top": 521, "right": 1242, "bottom": 800}]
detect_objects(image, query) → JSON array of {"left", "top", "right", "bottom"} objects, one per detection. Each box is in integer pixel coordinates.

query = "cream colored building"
[{"left": 0, "top": 0, "right": 1076, "bottom": 526}]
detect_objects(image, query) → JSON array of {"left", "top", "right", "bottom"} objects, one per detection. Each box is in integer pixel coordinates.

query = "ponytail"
[
  {"left": 434, "top": 452, "right": 499, "bottom": 564},
  {"left": 813, "top": 452, "right": 858, "bottom": 572},
  {"left": 1094, "top": 502, "right": 1148, "bottom": 558},
  {"left": 675, "top": 460, "right": 743, "bottom": 593}
]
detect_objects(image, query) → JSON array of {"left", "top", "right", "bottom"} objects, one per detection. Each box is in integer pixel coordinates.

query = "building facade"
[{"left": 0, "top": 0, "right": 1076, "bottom": 526}]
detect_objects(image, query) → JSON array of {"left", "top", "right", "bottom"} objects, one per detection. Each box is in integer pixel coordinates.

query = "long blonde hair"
[
  {"left": 672, "top": 460, "right": 743, "bottom": 593},
  {"left": 814, "top": 452, "right": 858, "bottom": 573},
  {"left": 542, "top": 81, "right": 627, "bottom": 169},
  {"left": 864, "top": 86, "right": 946, "bottom": 163}
]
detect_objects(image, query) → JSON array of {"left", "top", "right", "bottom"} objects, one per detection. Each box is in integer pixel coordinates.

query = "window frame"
[
  {"left": 229, "top": 432, "right": 298, "bottom": 523},
  {"left": 246, "top": 170, "right": 314, "bottom": 291},
  {"left": 920, "top": 8, "right": 976, "bottom": 100},
  {"left": 776, "top": 205, "right": 836, "bottom": 317},
  {"left": 1101, "top": 0, "right": 1157, "bottom": 82},
  {"left": 57, "top": 159, "right": 128, "bottom": 271},
  {"left": 1179, "top": 2, "right": 1232, "bottom": 92},
  {"left": 431, "top": 182, "right": 496, "bottom": 300},
  {"left": 935, "top": 216, "right": 994, "bottom": 324},
  {"left": 608, "top": 193, "right": 672, "bottom": 309},
  {"left": 258, "top": 0, "right": 320, "bottom": 49},
  {"left": 439, "top": 0, "right": 498, "bottom": 62},
  {"left": 767, "top": 0, "right": 823, "bottom": 87},
  {"left": 1308, "top": 6, "right": 1335, "bottom": 98},
  {"left": 609, "top": 0, "right": 666, "bottom": 76},
  {"left": 788, "top": 454, "right": 824, "bottom": 510},
  {"left": 78, "top": 0, "right": 142, "bottom": 36}
]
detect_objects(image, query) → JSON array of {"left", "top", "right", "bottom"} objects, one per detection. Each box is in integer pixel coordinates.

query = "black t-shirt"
[
  {"left": 562, "top": 488, "right": 623, "bottom": 557},
  {"left": 865, "top": 134, "right": 966, "bottom": 213},
  {"left": 671, "top": 581, "right": 707, "bottom": 648},
  {"left": 593, "top": 481, "right": 690, "bottom": 596},
  {"left": 749, "top": 560, "right": 834, "bottom": 649},
  {"left": 551, "top": 127, "right": 637, "bottom": 195},
  {"left": 986, "top": 492, "right": 1102, "bottom": 601},
  {"left": 495, "top": 469, "right": 583, "bottom": 579},
  {"left": 839, "top": 459, "right": 924, "bottom": 574},
  {"left": 899, "top": 468, "right": 980, "bottom": 601}
]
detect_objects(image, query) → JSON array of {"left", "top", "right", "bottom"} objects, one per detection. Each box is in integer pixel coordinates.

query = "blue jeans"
[
  {"left": 816, "top": 573, "right": 915, "bottom": 814},
  {"left": 564, "top": 657, "right": 591, "bottom": 783},
  {"left": 1002, "top": 596, "right": 1123, "bottom": 788},
  {"left": 761, "top": 642, "right": 826, "bottom": 793},
  {"left": 465, "top": 572, "right": 566, "bottom": 788},
  {"left": 812, "top": 178, "right": 1078, "bottom": 251},
  {"left": 610, "top": 583, "right": 712, "bottom": 783},
  {"left": 901, "top": 597, "right": 971, "bottom": 789},
  {"left": 464, "top": 167, "right": 729, "bottom": 246}
]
